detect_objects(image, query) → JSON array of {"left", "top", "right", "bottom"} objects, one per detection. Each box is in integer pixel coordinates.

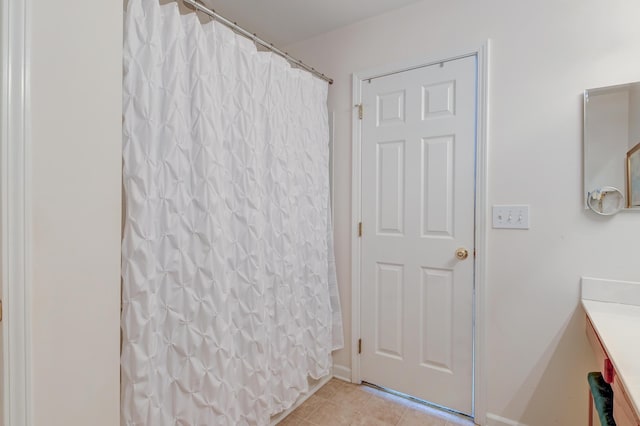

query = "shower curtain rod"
[{"left": 182, "top": 0, "right": 333, "bottom": 85}]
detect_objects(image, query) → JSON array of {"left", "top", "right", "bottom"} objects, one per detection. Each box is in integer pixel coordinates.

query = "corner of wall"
[{"left": 332, "top": 364, "right": 352, "bottom": 382}]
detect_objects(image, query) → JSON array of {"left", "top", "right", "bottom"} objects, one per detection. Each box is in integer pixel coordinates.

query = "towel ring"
[{"left": 587, "top": 186, "right": 625, "bottom": 216}]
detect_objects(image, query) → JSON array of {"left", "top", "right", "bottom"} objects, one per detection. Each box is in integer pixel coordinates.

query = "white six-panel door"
[{"left": 359, "top": 55, "right": 476, "bottom": 415}]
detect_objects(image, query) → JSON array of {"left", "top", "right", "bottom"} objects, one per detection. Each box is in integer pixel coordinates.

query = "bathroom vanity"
[{"left": 582, "top": 277, "right": 640, "bottom": 425}]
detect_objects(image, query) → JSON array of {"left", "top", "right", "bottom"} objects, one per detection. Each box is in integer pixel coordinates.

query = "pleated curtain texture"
[{"left": 121, "top": 0, "right": 344, "bottom": 424}]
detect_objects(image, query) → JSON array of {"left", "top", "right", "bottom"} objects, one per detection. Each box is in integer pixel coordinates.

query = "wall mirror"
[{"left": 584, "top": 81, "right": 640, "bottom": 214}]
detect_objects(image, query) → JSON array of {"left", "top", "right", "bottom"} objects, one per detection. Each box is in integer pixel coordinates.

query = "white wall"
[
  {"left": 30, "top": 0, "right": 122, "bottom": 424},
  {"left": 287, "top": 1, "right": 640, "bottom": 425}
]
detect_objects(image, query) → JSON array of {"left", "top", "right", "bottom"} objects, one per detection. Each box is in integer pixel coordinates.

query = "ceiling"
[{"left": 199, "top": 0, "right": 424, "bottom": 46}]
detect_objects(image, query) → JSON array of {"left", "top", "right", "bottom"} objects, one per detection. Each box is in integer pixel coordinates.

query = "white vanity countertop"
[
  {"left": 582, "top": 299, "right": 640, "bottom": 416},
  {"left": 581, "top": 277, "right": 640, "bottom": 418}
]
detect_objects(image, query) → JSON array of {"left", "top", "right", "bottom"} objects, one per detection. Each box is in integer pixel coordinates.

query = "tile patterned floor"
[{"left": 278, "top": 378, "right": 475, "bottom": 426}]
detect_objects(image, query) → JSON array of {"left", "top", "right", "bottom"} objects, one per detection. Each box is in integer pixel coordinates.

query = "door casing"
[
  {"left": 351, "top": 41, "right": 490, "bottom": 424},
  {"left": 1, "top": 0, "right": 32, "bottom": 424}
]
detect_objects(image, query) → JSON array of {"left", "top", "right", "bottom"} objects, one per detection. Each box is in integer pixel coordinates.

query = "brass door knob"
[{"left": 455, "top": 248, "right": 469, "bottom": 260}]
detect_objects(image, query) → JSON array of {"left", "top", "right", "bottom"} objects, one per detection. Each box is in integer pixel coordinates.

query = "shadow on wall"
[{"left": 501, "top": 306, "right": 596, "bottom": 426}]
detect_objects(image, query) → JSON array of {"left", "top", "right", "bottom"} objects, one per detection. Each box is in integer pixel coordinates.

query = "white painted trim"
[
  {"left": 350, "top": 73, "right": 363, "bottom": 384},
  {"left": 351, "top": 39, "right": 490, "bottom": 85},
  {"left": 473, "top": 39, "right": 491, "bottom": 426},
  {"left": 332, "top": 364, "right": 352, "bottom": 382},
  {"left": 351, "top": 40, "right": 490, "bottom": 424},
  {"left": 1, "top": 0, "right": 32, "bottom": 423}
]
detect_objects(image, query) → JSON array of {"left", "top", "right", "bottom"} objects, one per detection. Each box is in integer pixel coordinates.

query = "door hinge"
[
  {"left": 358, "top": 338, "right": 362, "bottom": 354},
  {"left": 358, "top": 104, "right": 363, "bottom": 120},
  {"left": 0, "top": 299, "right": 3, "bottom": 322},
  {"left": 358, "top": 222, "right": 363, "bottom": 237}
]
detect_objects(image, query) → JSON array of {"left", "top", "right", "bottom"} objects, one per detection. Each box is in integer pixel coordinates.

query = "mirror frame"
[{"left": 583, "top": 81, "right": 640, "bottom": 212}]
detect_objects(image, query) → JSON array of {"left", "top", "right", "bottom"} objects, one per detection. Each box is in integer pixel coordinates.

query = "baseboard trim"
[
  {"left": 269, "top": 374, "right": 332, "bottom": 425},
  {"left": 486, "top": 413, "right": 527, "bottom": 426},
  {"left": 332, "top": 364, "right": 352, "bottom": 382}
]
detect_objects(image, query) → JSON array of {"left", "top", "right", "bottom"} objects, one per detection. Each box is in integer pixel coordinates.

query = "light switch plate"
[{"left": 492, "top": 205, "right": 530, "bottom": 229}]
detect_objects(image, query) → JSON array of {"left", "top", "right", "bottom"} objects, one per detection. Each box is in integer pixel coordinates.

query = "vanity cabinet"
[
  {"left": 585, "top": 311, "right": 640, "bottom": 426},
  {"left": 586, "top": 317, "right": 614, "bottom": 384},
  {"left": 611, "top": 377, "right": 639, "bottom": 426}
]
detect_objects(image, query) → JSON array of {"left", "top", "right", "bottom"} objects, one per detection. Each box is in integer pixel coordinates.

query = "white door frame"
[
  {"left": 351, "top": 41, "right": 490, "bottom": 424},
  {"left": 1, "top": 0, "right": 32, "bottom": 423}
]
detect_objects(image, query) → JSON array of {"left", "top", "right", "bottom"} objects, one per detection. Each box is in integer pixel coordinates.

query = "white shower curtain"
[{"left": 121, "top": 0, "right": 343, "bottom": 424}]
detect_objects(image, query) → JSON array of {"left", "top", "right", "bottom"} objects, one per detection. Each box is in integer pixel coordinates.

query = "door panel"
[
  {"left": 422, "top": 135, "right": 454, "bottom": 236},
  {"left": 375, "top": 262, "right": 404, "bottom": 359},
  {"left": 420, "top": 267, "right": 454, "bottom": 373},
  {"left": 360, "top": 55, "right": 476, "bottom": 415},
  {"left": 377, "top": 140, "right": 405, "bottom": 235}
]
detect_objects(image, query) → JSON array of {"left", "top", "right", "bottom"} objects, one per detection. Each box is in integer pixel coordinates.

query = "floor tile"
[
  {"left": 281, "top": 379, "right": 475, "bottom": 426},
  {"left": 445, "top": 416, "right": 475, "bottom": 426},
  {"left": 398, "top": 409, "right": 447, "bottom": 426},
  {"left": 313, "top": 379, "right": 342, "bottom": 399},
  {"left": 278, "top": 412, "right": 314, "bottom": 425},
  {"left": 291, "top": 395, "right": 325, "bottom": 419},
  {"left": 324, "top": 383, "right": 372, "bottom": 408},
  {"left": 349, "top": 414, "right": 396, "bottom": 426},
  {"left": 305, "top": 400, "right": 359, "bottom": 426}
]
